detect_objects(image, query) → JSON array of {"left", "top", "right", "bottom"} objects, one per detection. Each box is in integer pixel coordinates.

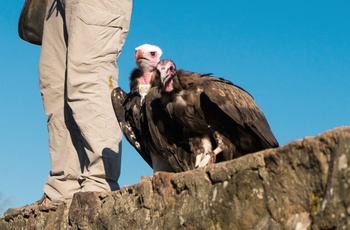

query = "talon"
[
  {"left": 195, "top": 153, "right": 203, "bottom": 168},
  {"left": 196, "top": 154, "right": 212, "bottom": 168}
]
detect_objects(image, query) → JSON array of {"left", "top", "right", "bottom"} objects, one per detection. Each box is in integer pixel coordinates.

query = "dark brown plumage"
[
  {"left": 111, "top": 45, "right": 194, "bottom": 172},
  {"left": 111, "top": 44, "right": 173, "bottom": 171},
  {"left": 144, "top": 87, "right": 197, "bottom": 172},
  {"left": 148, "top": 59, "right": 279, "bottom": 168}
]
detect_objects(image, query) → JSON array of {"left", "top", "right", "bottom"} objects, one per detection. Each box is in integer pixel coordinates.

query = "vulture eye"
[
  {"left": 150, "top": 52, "right": 156, "bottom": 56},
  {"left": 169, "top": 66, "right": 174, "bottom": 71}
]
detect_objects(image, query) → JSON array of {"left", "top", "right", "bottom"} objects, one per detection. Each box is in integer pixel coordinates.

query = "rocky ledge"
[{"left": 1, "top": 126, "right": 350, "bottom": 230}]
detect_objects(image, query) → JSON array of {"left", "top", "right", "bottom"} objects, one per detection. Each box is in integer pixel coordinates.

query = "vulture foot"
[
  {"left": 213, "top": 131, "right": 229, "bottom": 152},
  {"left": 191, "top": 136, "right": 214, "bottom": 168},
  {"left": 195, "top": 147, "right": 221, "bottom": 168},
  {"left": 195, "top": 132, "right": 228, "bottom": 168}
]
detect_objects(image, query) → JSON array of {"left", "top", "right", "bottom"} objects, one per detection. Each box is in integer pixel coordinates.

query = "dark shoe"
[{"left": 4, "top": 194, "right": 60, "bottom": 217}]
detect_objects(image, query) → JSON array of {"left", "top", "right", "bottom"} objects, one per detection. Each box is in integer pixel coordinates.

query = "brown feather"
[{"left": 154, "top": 60, "right": 279, "bottom": 167}]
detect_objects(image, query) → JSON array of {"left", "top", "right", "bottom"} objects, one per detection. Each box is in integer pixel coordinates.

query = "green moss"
[{"left": 310, "top": 193, "right": 320, "bottom": 216}]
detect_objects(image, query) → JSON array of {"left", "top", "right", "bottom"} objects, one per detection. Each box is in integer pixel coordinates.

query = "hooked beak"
[
  {"left": 159, "top": 69, "right": 174, "bottom": 92},
  {"left": 158, "top": 67, "right": 170, "bottom": 84},
  {"left": 162, "top": 74, "right": 173, "bottom": 88},
  {"left": 135, "top": 49, "right": 148, "bottom": 63}
]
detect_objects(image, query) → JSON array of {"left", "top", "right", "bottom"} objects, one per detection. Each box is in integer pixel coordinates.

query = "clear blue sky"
[{"left": 1, "top": 1, "right": 349, "bottom": 215}]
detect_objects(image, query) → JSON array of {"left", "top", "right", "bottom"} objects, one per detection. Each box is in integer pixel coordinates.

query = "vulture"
[
  {"left": 111, "top": 44, "right": 161, "bottom": 169},
  {"left": 146, "top": 59, "right": 279, "bottom": 168},
  {"left": 111, "top": 44, "right": 190, "bottom": 172}
]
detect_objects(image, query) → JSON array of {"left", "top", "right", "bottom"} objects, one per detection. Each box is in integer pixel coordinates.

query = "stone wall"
[{"left": 1, "top": 127, "right": 349, "bottom": 229}]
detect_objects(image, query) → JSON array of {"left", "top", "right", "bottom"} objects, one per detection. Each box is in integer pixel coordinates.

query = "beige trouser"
[{"left": 39, "top": 0, "right": 132, "bottom": 203}]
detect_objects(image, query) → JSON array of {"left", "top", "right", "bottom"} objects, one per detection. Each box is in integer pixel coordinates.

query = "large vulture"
[
  {"left": 111, "top": 44, "right": 162, "bottom": 169},
  {"left": 111, "top": 44, "right": 190, "bottom": 172},
  {"left": 146, "top": 59, "right": 279, "bottom": 168}
]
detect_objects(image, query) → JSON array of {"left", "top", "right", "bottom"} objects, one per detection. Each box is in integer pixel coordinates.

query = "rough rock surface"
[{"left": 1, "top": 126, "right": 350, "bottom": 230}]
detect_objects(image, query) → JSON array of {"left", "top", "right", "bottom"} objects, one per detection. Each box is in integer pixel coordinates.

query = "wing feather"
[
  {"left": 145, "top": 88, "right": 196, "bottom": 172},
  {"left": 200, "top": 78, "right": 279, "bottom": 147},
  {"left": 111, "top": 87, "right": 153, "bottom": 168}
]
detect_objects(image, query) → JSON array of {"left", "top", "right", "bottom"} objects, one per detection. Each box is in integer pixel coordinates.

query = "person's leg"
[
  {"left": 65, "top": 0, "right": 132, "bottom": 192},
  {"left": 40, "top": 0, "right": 83, "bottom": 203}
]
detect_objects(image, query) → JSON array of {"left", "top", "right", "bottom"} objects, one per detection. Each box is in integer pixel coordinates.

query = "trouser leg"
[
  {"left": 39, "top": 0, "right": 83, "bottom": 203},
  {"left": 65, "top": 0, "right": 132, "bottom": 192}
]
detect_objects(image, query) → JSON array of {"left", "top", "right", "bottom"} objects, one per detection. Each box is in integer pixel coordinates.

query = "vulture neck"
[
  {"left": 139, "top": 69, "right": 154, "bottom": 85},
  {"left": 138, "top": 69, "right": 154, "bottom": 102}
]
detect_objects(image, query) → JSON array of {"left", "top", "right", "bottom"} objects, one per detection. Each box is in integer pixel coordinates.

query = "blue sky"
[{"left": 1, "top": 1, "right": 349, "bottom": 215}]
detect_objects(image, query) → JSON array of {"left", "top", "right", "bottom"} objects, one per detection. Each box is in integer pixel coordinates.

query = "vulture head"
[
  {"left": 135, "top": 44, "right": 163, "bottom": 73},
  {"left": 156, "top": 59, "right": 177, "bottom": 92},
  {"left": 130, "top": 44, "right": 163, "bottom": 96}
]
